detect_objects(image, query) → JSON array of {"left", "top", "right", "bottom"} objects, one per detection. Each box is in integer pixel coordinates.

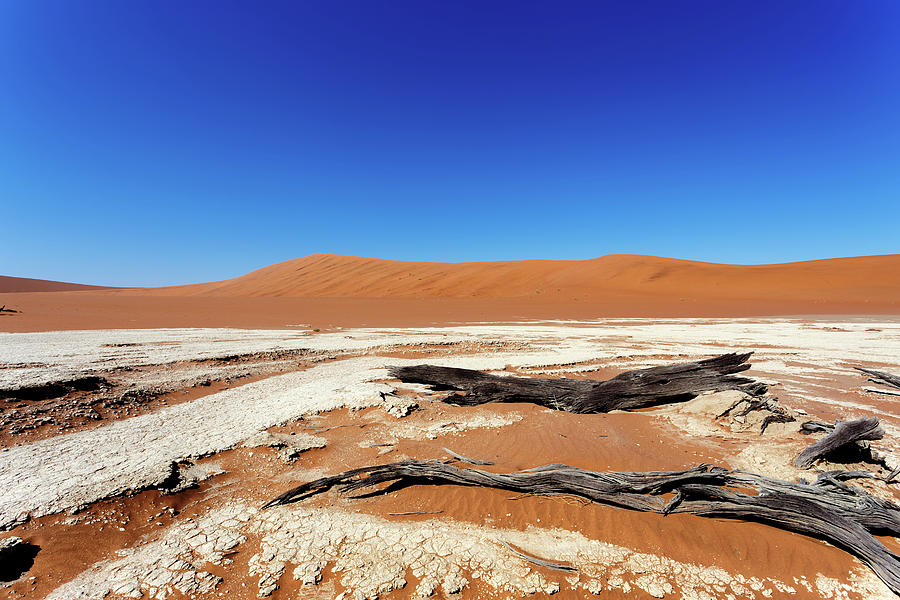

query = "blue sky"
[{"left": 2, "top": 1, "right": 899, "bottom": 286}]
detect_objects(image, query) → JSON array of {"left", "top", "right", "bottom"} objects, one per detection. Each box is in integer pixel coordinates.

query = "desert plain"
[{"left": 2, "top": 253, "right": 900, "bottom": 600}]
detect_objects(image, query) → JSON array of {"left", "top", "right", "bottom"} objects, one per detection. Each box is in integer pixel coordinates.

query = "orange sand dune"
[
  {"left": 2, "top": 253, "right": 898, "bottom": 332},
  {"left": 0, "top": 275, "right": 111, "bottom": 294},
  {"left": 141, "top": 252, "right": 900, "bottom": 304}
]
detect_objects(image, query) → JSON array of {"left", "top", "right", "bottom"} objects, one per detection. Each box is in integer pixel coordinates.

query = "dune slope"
[
  {"left": 141, "top": 253, "right": 900, "bottom": 304},
  {"left": 3, "top": 254, "right": 898, "bottom": 331},
  {"left": 0, "top": 275, "right": 111, "bottom": 294}
]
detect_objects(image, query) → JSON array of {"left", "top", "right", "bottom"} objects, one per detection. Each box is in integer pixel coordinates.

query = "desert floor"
[{"left": 3, "top": 318, "right": 900, "bottom": 599}]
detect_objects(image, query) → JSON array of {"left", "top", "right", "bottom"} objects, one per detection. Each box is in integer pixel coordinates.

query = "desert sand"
[
  {"left": 0, "top": 276, "right": 110, "bottom": 294},
  {"left": 2, "top": 257, "right": 900, "bottom": 599},
  {"left": 148, "top": 253, "right": 900, "bottom": 302},
  {"left": 1, "top": 253, "right": 898, "bottom": 333}
]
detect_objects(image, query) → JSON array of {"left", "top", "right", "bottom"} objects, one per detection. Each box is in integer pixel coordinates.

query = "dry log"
[
  {"left": 717, "top": 395, "right": 796, "bottom": 434},
  {"left": 264, "top": 459, "right": 900, "bottom": 594},
  {"left": 886, "top": 467, "right": 900, "bottom": 484},
  {"left": 865, "top": 387, "right": 900, "bottom": 398},
  {"left": 387, "top": 511, "right": 444, "bottom": 516},
  {"left": 793, "top": 417, "right": 885, "bottom": 469},
  {"left": 442, "top": 447, "right": 494, "bottom": 465},
  {"left": 497, "top": 540, "right": 576, "bottom": 572},
  {"left": 759, "top": 412, "right": 796, "bottom": 433},
  {"left": 389, "top": 352, "right": 766, "bottom": 413},
  {"left": 800, "top": 421, "right": 834, "bottom": 435},
  {"left": 857, "top": 367, "right": 900, "bottom": 391}
]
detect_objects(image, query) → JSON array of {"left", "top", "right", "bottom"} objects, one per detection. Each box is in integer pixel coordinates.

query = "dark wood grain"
[
  {"left": 389, "top": 352, "right": 766, "bottom": 413},
  {"left": 794, "top": 417, "right": 885, "bottom": 469},
  {"left": 857, "top": 367, "right": 900, "bottom": 391},
  {"left": 265, "top": 460, "right": 900, "bottom": 594}
]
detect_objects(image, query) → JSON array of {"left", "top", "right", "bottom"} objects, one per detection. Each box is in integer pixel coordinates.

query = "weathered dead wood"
[
  {"left": 866, "top": 387, "right": 900, "bottom": 398},
  {"left": 387, "top": 511, "right": 444, "bottom": 516},
  {"left": 264, "top": 459, "right": 900, "bottom": 594},
  {"left": 793, "top": 417, "right": 885, "bottom": 469},
  {"left": 800, "top": 421, "right": 834, "bottom": 435},
  {"left": 716, "top": 395, "right": 796, "bottom": 434},
  {"left": 886, "top": 467, "right": 900, "bottom": 484},
  {"left": 442, "top": 447, "right": 494, "bottom": 465},
  {"left": 497, "top": 540, "right": 576, "bottom": 572},
  {"left": 857, "top": 367, "right": 900, "bottom": 391},
  {"left": 389, "top": 352, "right": 766, "bottom": 413},
  {"left": 759, "top": 412, "right": 796, "bottom": 433}
]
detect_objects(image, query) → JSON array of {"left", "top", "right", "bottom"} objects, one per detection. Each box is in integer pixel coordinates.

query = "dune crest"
[
  {"left": 3, "top": 254, "right": 898, "bottom": 331},
  {"left": 137, "top": 253, "right": 900, "bottom": 303},
  {"left": 0, "top": 276, "right": 111, "bottom": 294}
]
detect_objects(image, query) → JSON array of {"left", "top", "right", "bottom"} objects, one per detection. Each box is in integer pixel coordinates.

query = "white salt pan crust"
[
  {"left": 47, "top": 503, "right": 894, "bottom": 600},
  {"left": 0, "top": 345, "right": 601, "bottom": 529},
  {"left": 3, "top": 320, "right": 900, "bottom": 529},
  {"left": 6, "top": 318, "right": 898, "bottom": 389},
  {"left": 2, "top": 319, "right": 899, "bottom": 599}
]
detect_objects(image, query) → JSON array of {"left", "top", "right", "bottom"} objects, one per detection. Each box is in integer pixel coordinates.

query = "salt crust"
[
  {"left": 3, "top": 320, "right": 900, "bottom": 530},
  {"left": 240, "top": 431, "right": 328, "bottom": 463},
  {"left": 6, "top": 318, "right": 898, "bottom": 390},
  {"left": 5, "top": 319, "right": 900, "bottom": 599},
  {"left": 0, "top": 344, "right": 593, "bottom": 529},
  {"left": 359, "top": 412, "right": 524, "bottom": 447},
  {"left": 47, "top": 503, "right": 894, "bottom": 600}
]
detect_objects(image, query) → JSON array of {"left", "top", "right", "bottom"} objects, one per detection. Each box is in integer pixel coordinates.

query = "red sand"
[
  {"left": 0, "top": 275, "right": 110, "bottom": 294},
  {"left": 1, "top": 253, "right": 898, "bottom": 332},
  {"left": 135, "top": 253, "right": 900, "bottom": 302}
]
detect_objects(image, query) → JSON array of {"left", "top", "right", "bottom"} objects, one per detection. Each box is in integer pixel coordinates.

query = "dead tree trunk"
[
  {"left": 264, "top": 460, "right": 900, "bottom": 595},
  {"left": 389, "top": 352, "right": 766, "bottom": 413},
  {"left": 857, "top": 367, "right": 900, "bottom": 391},
  {"left": 793, "top": 417, "right": 885, "bottom": 469}
]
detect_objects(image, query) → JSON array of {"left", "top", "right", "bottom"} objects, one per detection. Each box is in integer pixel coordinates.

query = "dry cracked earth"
[{"left": 3, "top": 319, "right": 900, "bottom": 600}]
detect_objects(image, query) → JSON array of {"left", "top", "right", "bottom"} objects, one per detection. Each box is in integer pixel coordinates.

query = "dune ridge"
[
  {"left": 136, "top": 252, "right": 900, "bottom": 303},
  {"left": 0, "top": 275, "right": 111, "bottom": 294},
  {"left": 2, "top": 254, "right": 898, "bottom": 331}
]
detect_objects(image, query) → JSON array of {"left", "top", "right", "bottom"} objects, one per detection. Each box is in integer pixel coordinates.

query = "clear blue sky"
[{"left": 2, "top": 1, "right": 898, "bottom": 286}]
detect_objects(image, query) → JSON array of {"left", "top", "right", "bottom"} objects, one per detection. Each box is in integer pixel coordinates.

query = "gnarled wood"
[
  {"left": 442, "top": 447, "right": 494, "bottom": 465},
  {"left": 800, "top": 421, "right": 834, "bottom": 435},
  {"left": 793, "top": 417, "right": 885, "bottom": 469},
  {"left": 857, "top": 367, "right": 900, "bottom": 391},
  {"left": 265, "top": 459, "right": 900, "bottom": 594},
  {"left": 389, "top": 352, "right": 766, "bottom": 413},
  {"left": 717, "top": 396, "right": 796, "bottom": 433}
]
